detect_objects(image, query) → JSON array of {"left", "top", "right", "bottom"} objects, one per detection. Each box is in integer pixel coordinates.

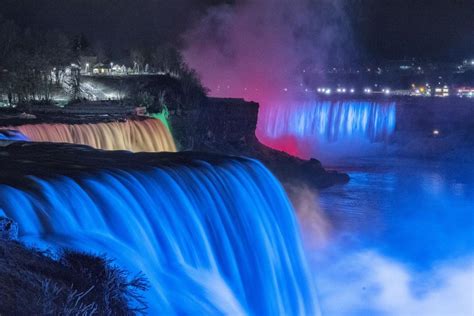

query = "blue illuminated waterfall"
[
  {"left": 260, "top": 100, "right": 396, "bottom": 142},
  {"left": 0, "top": 129, "right": 29, "bottom": 141},
  {"left": 257, "top": 100, "right": 397, "bottom": 158},
  {"left": 0, "top": 143, "right": 318, "bottom": 315}
]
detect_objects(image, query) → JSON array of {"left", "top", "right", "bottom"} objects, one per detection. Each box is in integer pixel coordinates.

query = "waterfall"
[
  {"left": 0, "top": 129, "right": 30, "bottom": 141},
  {"left": 0, "top": 142, "right": 318, "bottom": 315},
  {"left": 257, "top": 100, "right": 397, "bottom": 158},
  {"left": 2, "top": 119, "right": 175, "bottom": 152}
]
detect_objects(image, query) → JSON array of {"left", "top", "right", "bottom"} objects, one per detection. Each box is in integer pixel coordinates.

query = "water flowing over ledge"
[
  {"left": 0, "top": 142, "right": 318, "bottom": 315},
  {"left": 257, "top": 100, "right": 396, "bottom": 159},
  {"left": 1, "top": 119, "right": 176, "bottom": 152}
]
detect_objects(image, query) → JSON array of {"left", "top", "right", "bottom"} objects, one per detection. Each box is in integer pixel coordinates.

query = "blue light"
[
  {"left": 261, "top": 100, "right": 397, "bottom": 143},
  {"left": 0, "top": 155, "right": 318, "bottom": 315},
  {"left": 0, "top": 130, "right": 30, "bottom": 141}
]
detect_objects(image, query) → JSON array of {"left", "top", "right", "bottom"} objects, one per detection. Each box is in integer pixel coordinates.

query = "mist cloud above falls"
[{"left": 183, "top": 0, "right": 351, "bottom": 105}]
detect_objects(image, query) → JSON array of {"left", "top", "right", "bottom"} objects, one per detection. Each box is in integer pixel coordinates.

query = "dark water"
[{"left": 309, "top": 156, "right": 474, "bottom": 315}]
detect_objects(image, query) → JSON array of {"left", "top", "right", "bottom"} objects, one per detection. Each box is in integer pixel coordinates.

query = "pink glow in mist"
[
  {"left": 183, "top": 0, "right": 351, "bottom": 158},
  {"left": 184, "top": 0, "right": 350, "bottom": 102}
]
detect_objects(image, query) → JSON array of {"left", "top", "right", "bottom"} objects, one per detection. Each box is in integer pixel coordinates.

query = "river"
[{"left": 307, "top": 156, "right": 474, "bottom": 315}]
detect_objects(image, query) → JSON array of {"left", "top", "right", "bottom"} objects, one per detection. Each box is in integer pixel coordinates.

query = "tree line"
[
  {"left": 0, "top": 16, "right": 207, "bottom": 108},
  {"left": 0, "top": 16, "right": 74, "bottom": 104}
]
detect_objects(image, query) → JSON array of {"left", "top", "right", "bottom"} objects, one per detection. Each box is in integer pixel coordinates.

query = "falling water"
[
  {"left": 0, "top": 129, "right": 30, "bottom": 141},
  {"left": 257, "top": 100, "right": 397, "bottom": 159},
  {"left": 2, "top": 119, "right": 175, "bottom": 152},
  {"left": 0, "top": 143, "right": 318, "bottom": 315}
]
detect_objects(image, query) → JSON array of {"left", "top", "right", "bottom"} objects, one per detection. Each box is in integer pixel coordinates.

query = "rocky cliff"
[{"left": 170, "top": 97, "right": 349, "bottom": 189}]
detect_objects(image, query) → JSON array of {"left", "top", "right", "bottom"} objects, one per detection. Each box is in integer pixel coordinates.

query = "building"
[
  {"left": 92, "top": 63, "right": 111, "bottom": 75},
  {"left": 79, "top": 56, "right": 98, "bottom": 74},
  {"left": 456, "top": 87, "right": 474, "bottom": 98}
]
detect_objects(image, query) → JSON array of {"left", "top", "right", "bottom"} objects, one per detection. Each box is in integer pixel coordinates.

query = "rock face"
[
  {"left": 0, "top": 97, "right": 349, "bottom": 189},
  {"left": 171, "top": 98, "right": 349, "bottom": 189},
  {"left": 0, "top": 216, "right": 18, "bottom": 241}
]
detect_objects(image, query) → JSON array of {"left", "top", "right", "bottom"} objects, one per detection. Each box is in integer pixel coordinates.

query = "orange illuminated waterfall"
[{"left": 5, "top": 119, "right": 176, "bottom": 152}]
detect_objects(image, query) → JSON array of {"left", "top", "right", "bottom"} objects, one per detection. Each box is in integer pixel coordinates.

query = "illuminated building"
[
  {"left": 457, "top": 87, "right": 474, "bottom": 98},
  {"left": 434, "top": 85, "right": 450, "bottom": 97}
]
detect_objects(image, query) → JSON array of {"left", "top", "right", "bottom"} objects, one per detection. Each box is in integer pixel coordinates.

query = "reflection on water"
[
  {"left": 319, "top": 157, "right": 474, "bottom": 267},
  {"left": 308, "top": 157, "right": 474, "bottom": 315}
]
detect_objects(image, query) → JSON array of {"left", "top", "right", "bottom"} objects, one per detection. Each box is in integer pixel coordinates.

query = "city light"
[
  {"left": 337, "top": 88, "right": 342, "bottom": 93},
  {"left": 433, "top": 129, "right": 440, "bottom": 136}
]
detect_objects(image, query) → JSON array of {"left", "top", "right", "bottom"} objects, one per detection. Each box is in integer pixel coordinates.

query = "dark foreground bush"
[{"left": 0, "top": 241, "right": 148, "bottom": 315}]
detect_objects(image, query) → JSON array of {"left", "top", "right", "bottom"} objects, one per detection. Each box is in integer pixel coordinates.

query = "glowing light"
[
  {"left": 433, "top": 129, "right": 440, "bottom": 136},
  {"left": 0, "top": 147, "right": 318, "bottom": 315},
  {"left": 258, "top": 100, "right": 397, "bottom": 157},
  {"left": 1, "top": 120, "right": 176, "bottom": 152},
  {"left": 0, "top": 130, "right": 30, "bottom": 141}
]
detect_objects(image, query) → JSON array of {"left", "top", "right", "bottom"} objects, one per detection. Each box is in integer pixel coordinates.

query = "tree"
[
  {"left": 136, "top": 91, "right": 155, "bottom": 109},
  {"left": 72, "top": 34, "right": 91, "bottom": 55},
  {"left": 68, "top": 66, "right": 82, "bottom": 101},
  {"left": 0, "top": 16, "right": 19, "bottom": 69},
  {"left": 0, "top": 17, "right": 75, "bottom": 105},
  {"left": 178, "top": 66, "right": 208, "bottom": 110},
  {"left": 151, "top": 45, "right": 184, "bottom": 75},
  {"left": 130, "top": 49, "right": 145, "bottom": 73}
]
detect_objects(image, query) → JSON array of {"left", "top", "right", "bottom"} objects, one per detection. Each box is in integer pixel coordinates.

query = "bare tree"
[
  {"left": 151, "top": 45, "right": 184, "bottom": 75},
  {"left": 130, "top": 49, "right": 145, "bottom": 73},
  {"left": 68, "top": 66, "right": 82, "bottom": 101}
]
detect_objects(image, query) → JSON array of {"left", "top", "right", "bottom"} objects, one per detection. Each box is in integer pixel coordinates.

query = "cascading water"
[
  {"left": 0, "top": 129, "right": 30, "bottom": 141},
  {"left": 2, "top": 119, "right": 175, "bottom": 152},
  {"left": 257, "top": 100, "right": 397, "bottom": 159},
  {"left": 0, "top": 142, "right": 318, "bottom": 315}
]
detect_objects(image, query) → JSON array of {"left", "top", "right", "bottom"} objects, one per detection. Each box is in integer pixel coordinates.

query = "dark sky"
[
  {"left": 1, "top": 0, "right": 472, "bottom": 62},
  {"left": 348, "top": 0, "right": 474, "bottom": 62}
]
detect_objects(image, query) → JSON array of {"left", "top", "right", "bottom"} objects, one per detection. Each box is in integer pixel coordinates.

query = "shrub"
[{"left": 0, "top": 241, "right": 148, "bottom": 315}]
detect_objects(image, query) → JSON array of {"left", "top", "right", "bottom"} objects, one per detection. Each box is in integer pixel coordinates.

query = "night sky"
[{"left": 0, "top": 0, "right": 472, "bottom": 62}]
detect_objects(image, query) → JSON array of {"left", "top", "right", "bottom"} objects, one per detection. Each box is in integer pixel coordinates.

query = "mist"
[{"left": 183, "top": 0, "right": 352, "bottom": 105}]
